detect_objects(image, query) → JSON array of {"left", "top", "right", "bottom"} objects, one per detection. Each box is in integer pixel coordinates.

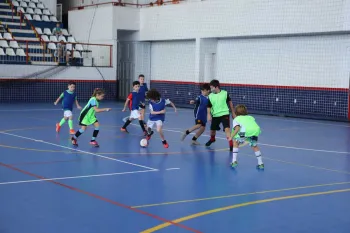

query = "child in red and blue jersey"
[
  {"left": 138, "top": 74, "right": 148, "bottom": 127},
  {"left": 181, "top": 83, "right": 210, "bottom": 145},
  {"left": 145, "top": 89, "right": 171, "bottom": 148},
  {"left": 121, "top": 81, "right": 147, "bottom": 134},
  {"left": 54, "top": 81, "right": 82, "bottom": 134}
]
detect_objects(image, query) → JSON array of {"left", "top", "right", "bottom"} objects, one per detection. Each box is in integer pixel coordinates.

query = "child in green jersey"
[
  {"left": 231, "top": 104, "right": 264, "bottom": 169},
  {"left": 71, "top": 88, "right": 111, "bottom": 147}
]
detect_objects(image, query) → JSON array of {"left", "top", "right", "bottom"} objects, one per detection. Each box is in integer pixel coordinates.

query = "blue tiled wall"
[
  {"left": 0, "top": 79, "right": 118, "bottom": 103},
  {"left": 151, "top": 81, "right": 349, "bottom": 121}
]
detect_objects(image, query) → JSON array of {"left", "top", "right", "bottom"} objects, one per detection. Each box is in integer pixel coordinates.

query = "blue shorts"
[{"left": 195, "top": 118, "right": 206, "bottom": 126}]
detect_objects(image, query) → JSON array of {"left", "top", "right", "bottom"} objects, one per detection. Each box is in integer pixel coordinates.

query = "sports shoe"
[
  {"left": 256, "top": 164, "right": 264, "bottom": 170},
  {"left": 56, "top": 123, "right": 60, "bottom": 133},
  {"left": 90, "top": 140, "right": 99, "bottom": 147},
  {"left": 71, "top": 137, "right": 78, "bottom": 146},
  {"left": 69, "top": 129, "right": 75, "bottom": 135}
]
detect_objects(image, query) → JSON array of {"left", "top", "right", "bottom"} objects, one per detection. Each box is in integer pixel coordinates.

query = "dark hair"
[
  {"left": 200, "top": 83, "right": 210, "bottom": 91},
  {"left": 235, "top": 104, "right": 248, "bottom": 116},
  {"left": 139, "top": 74, "right": 145, "bottom": 78},
  {"left": 68, "top": 81, "right": 76, "bottom": 86},
  {"left": 92, "top": 88, "right": 105, "bottom": 97},
  {"left": 209, "top": 79, "right": 220, "bottom": 88},
  {"left": 146, "top": 89, "right": 161, "bottom": 100},
  {"left": 133, "top": 81, "right": 140, "bottom": 87}
]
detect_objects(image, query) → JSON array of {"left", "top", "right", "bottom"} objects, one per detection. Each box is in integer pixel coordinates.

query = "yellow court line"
[
  {"left": 141, "top": 188, "right": 350, "bottom": 233},
  {"left": 132, "top": 181, "right": 350, "bottom": 208}
]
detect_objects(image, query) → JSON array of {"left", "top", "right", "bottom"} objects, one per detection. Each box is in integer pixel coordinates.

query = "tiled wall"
[{"left": 0, "top": 79, "right": 118, "bottom": 103}]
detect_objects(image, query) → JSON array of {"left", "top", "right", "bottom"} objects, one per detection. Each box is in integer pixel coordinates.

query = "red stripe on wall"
[{"left": 0, "top": 79, "right": 117, "bottom": 83}]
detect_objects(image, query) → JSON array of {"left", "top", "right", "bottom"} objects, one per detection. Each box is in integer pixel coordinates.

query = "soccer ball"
[{"left": 140, "top": 139, "right": 148, "bottom": 147}]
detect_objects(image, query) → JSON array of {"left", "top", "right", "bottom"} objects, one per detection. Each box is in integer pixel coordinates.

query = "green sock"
[
  {"left": 68, "top": 120, "right": 73, "bottom": 130},
  {"left": 59, "top": 118, "right": 66, "bottom": 126}
]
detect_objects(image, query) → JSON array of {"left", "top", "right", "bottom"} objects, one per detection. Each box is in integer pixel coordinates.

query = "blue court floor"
[{"left": 1, "top": 102, "right": 350, "bottom": 233}]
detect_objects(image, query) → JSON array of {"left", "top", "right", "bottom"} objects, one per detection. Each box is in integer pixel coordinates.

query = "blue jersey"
[
  {"left": 127, "top": 91, "right": 140, "bottom": 110},
  {"left": 61, "top": 90, "right": 76, "bottom": 111},
  {"left": 149, "top": 98, "right": 169, "bottom": 121},
  {"left": 194, "top": 94, "right": 208, "bottom": 122},
  {"left": 138, "top": 83, "right": 148, "bottom": 102}
]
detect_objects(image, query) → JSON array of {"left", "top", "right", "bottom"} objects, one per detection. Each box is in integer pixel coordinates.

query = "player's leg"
[
  {"left": 71, "top": 124, "right": 87, "bottom": 146},
  {"left": 121, "top": 111, "right": 135, "bottom": 132},
  {"left": 56, "top": 111, "right": 68, "bottom": 133},
  {"left": 65, "top": 110, "right": 75, "bottom": 134},
  {"left": 181, "top": 120, "right": 201, "bottom": 141},
  {"left": 191, "top": 120, "right": 206, "bottom": 145},
  {"left": 145, "top": 120, "right": 155, "bottom": 140},
  {"left": 136, "top": 110, "right": 147, "bottom": 134},
  {"left": 205, "top": 117, "right": 219, "bottom": 147},
  {"left": 221, "top": 115, "right": 233, "bottom": 151},
  {"left": 231, "top": 139, "right": 240, "bottom": 168},
  {"left": 156, "top": 121, "right": 168, "bottom": 148},
  {"left": 89, "top": 121, "right": 100, "bottom": 147},
  {"left": 250, "top": 137, "right": 264, "bottom": 169}
]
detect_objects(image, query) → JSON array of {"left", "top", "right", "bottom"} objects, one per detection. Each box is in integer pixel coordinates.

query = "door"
[{"left": 203, "top": 53, "right": 216, "bottom": 82}]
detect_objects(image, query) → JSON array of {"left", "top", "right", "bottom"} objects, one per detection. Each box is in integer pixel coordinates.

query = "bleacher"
[{"left": 0, "top": 0, "right": 84, "bottom": 66}]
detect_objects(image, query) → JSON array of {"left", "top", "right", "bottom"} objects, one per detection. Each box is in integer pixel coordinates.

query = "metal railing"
[{"left": 0, "top": 38, "right": 113, "bottom": 67}]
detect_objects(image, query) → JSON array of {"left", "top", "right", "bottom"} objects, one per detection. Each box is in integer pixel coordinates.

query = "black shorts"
[
  {"left": 195, "top": 119, "right": 206, "bottom": 127},
  {"left": 210, "top": 115, "right": 230, "bottom": 131},
  {"left": 79, "top": 120, "right": 98, "bottom": 126}
]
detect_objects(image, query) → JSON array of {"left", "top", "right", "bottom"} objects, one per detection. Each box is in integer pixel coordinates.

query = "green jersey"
[
  {"left": 208, "top": 90, "right": 230, "bottom": 117},
  {"left": 79, "top": 97, "right": 99, "bottom": 125},
  {"left": 232, "top": 115, "right": 261, "bottom": 138}
]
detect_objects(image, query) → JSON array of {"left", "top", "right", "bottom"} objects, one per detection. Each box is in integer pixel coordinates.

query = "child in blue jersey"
[
  {"left": 145, "top": 89, "right": 171, "bottom": 148},
  {"left": 181, "top": 83, "right": 210, "bottom": 145},
  {"left": 138, "top": 74, "right": 149, "bottom": 127},
  {"left": 121, "top": 81, "right": 147, "bottom": 134},
  {"left": 54, "top": 81, "right": 82, "bottom": 134}
]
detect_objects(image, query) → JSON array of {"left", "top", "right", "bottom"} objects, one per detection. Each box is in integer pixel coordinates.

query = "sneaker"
[
  {"left": 56, "top": 123, "right": 60, "bottom": 133},
  {"left": 162, "top": 140, "right": 169, "bottom": 148},
  {"left": 121, "top": 127, "right": 129, "bottom": 133},
  {"left": 90, "top": 140, "right": 99, "bottom": 147},
  {"left": 205, "top": 139, "right": 215, "bottom": 147},
  {"left": 231, "top": 161, "right": 238, "bottom": 168},
  {"left": 71, "top": 137, "right": 78, "bottom": 146},
  {"left": 180, "top": 132, "right": 187, "bottom": 141},
  {"left": 146, "top": 130, "right": 154, "bottom": 140},
  {"left": 256, "top": 164, "right": 264, "bottom": 170},
  {"left": 69, "top": 129, "right": 75, "bottom": 135},
  {"left": 191, "top": 140, "right": 200, "bottom": 145}
]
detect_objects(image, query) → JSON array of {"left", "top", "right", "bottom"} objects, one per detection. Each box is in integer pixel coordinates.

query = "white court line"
[
  {"left": 132, "top": 123, "right": 350, "bottom": 155},
  {"left": 0, "top": 169, "right": 158, "bottom": 185},
  {"left": 166, "top": 168, "right": 180, "bottom": 170},
  {"left": 0, "top": 132, "right": 158, "bottom": 171}
]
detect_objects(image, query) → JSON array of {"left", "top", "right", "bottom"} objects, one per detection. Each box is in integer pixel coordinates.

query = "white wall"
[
  {"left": 216, "top": 35, "right": 350, "bottom": 88},
  {"left": 0, "top": 65, "right": 116, "bottom": 80},
  {"left": 140, "top": 0, "right": 346, "bottom": 41},
  {"left": 150, "top": 41, "right": 195, "bottom": 81}
]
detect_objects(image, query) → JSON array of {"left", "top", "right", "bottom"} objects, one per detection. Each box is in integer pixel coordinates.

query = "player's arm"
[
  {"left": 75, "top": 96, "right": 82, "bottom": 109},
  {"left": 122, "top": 93, "right": 132, "bottom": 112},
  {"left": 165, "top": 99, "right": 176, "bottom": 112},
  {"left": 227, "top": 94, "right": 235, "bottom": 118},
  {"left": 93, "top": 106, "right": 111, "bottom": 113},
  {"left": 207, "top": 99, "right": 212, "bottom": 121},
  {"left": 54, "top": 93, "right": 63, "bottom": 105},
  {"left": 231, "top": 124, "right": 240, "bottom": 138}
]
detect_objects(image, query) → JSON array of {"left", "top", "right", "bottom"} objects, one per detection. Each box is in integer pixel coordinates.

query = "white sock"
[
  {"left": 232, "top": 148, "right": 239, "bottom": 163},
  {"left": 255, "top": 151, "right": 263, "bottom": 165}
]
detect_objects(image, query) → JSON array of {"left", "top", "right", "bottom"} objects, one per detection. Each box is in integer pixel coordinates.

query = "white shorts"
[
  {"left": 64, "top": 110, "right": 73, "bottom": 118},
  {"left": 129, "top": 110, "right": 141, "bottom": 119},
  {"left": 147, "top": 120, "right": 163, "bottom": 129}
]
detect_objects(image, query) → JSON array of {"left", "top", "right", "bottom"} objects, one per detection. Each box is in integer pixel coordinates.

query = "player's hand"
[
  {"left": 122, "top": 108, "right": 126, "bottom": 112},
  {"left": 189, "top": 100, "right": 194, "bottom": 104},
  {"left": 77, "top": 106, "right": 82, "bottom": 110},
  {"left": 105, "top": 108, "right": 111, "bottom": 112},
  {"left": 207, "top": 114, "right": 212, "bottom": 122},
  {"left": 54, "top": 102, "right": 57, "bottom": 105}
]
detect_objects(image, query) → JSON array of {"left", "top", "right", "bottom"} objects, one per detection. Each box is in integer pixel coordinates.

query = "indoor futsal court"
[{"left": 1, "top": 102, "right": 350, "bottom": 233}]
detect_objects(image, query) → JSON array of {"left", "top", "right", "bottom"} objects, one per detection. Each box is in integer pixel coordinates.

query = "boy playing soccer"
[
  {"left": 181, "top": 83, "right": 210, "bottom": 145},
  {"left": 54, "top": 81, "right": 82, "bottom": 134},
  {"left": 205, "top": 79, "right": 235, "bottom": 151},
  {"left": 138, "top": 74, "right": 149, "bottom": 127},
  {"left": 121, "top": 81, "right": 147, "bottom": 134},
  {"left": 144, "top": 89, "right": 172, "bottom": 148},
  {"left": 231, "top": 104, "right": 264, "bottom": 169}
]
